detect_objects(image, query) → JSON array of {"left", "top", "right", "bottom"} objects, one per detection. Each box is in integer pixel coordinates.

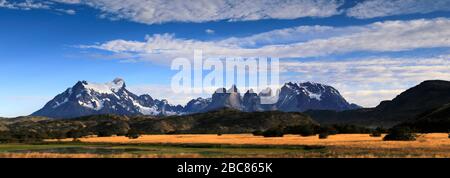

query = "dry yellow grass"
[
  {"left": 41, "top": 133, "right": 450, "bottom": 158},
  {"left": 49, "top": 133, "right": 449, "bottom": 147}
]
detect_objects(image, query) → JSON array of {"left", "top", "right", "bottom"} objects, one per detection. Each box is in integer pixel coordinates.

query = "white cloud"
[
  {"left": 127, "top": 56, "right": 450, "bottom": 107},
  {"left": 81, "top": 18, "right": 450, "bottom": 64},
  {"left": 129, "top": 84, "right": 210, "bottom": 105},
  {"left": 53, "top": 0, "right": 80, "bottom": 4},
  {"left": 5, "top": 0, "right": 450, "bottom": 22},
  {"left": 221, "top": 25, "right": 362, "bottom": 48},
  {"left": 53, "top": 0, "right": 344, "bottom": 24},
  {"left": 347, "top": 0, "right": 450, "bottom": 19},
  {"left": 0, "top": 0, "right": 76, "bottom": 14},
  {"left": 280, "top": 55, "right": 450, "bottom": 107},
  {"left": 0, "top": 0, "right": 51, "bottom": 10},
  {"left": 205, "top": 29, "right": 215, "bottom": 34},
  {"left": 57, "top": 8, "right": 76, "bottom": 15},
  {"left": 341, "top": 89, "right": 405, "bottom": 107}
]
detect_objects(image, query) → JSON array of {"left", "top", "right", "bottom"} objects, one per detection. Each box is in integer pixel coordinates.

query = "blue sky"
[{"left": 1, "top": 0, "right": 450, "bottom": 117}]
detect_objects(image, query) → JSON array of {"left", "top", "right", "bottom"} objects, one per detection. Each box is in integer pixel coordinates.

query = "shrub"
[
  {"left": 317, "top": 126, "right": 336, "bottom": 136},
  {"left": 0, "top": 132, "right": 14, "bottom": 143},
  {"left": 370, "top": 132, "right": 382, "bottom": 137},
  {"left": 94, "top": 121, "right": 130, "bottom": 137},
  {"left": 370, "top": 127, "right": 384, "bottom": 137},
  {"left": 262, "top": 127, "right": 284, "bottom": 137},
  {"left": 252, "top": 130, "right": 264, "bottom": 136},
  {"left": 383, "top": 127, "right": 416, "bottom": 141},
  {"left": 328, "top": 128, "right": 338, "bottom": 135},
  {"left": 5, "top": 130, "right": 45, "bottom": 143},
  {"left": 166, "top": 131, "right": 177, "bottom": 135},
  {"left": 300, "top": 126, "right": 316, "bottom": 137},
  {"left": 47, "top": 130, "right": 67, "bottom": 140},
  {"left": 126, "top": 129, "right": 141, "bottom": 139},
  {"left": 97, "top": 130, "right": 114, "bottom": 137},
  {"left": 318, "top": 133, "right": 329, "bottom": 139},
  {"left": 66, "top": 129, "right": 86, "bottom": 141},
  {"left": 284, "top": 125, "right": 316, "bottom": 137},
  {"left": 331, "top": 124, "right": 372, "bottom": 134}
]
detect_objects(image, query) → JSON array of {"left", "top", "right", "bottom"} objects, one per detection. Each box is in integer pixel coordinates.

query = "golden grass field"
[
  {"left": 52, "top": 133, "right": 450, "bottom": 149},
  {"left": 0, "top": 133, "right": 450, "bottom": 158}
]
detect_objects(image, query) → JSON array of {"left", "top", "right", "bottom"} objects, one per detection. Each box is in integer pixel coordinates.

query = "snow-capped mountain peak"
[
  {"left": 297, "top": 82, "right": 327, "bottom": 101},
  {"left": 276, "top": 82, "right": 359, "bottom": 112},
  {"left": 82, "top": 78, "right": 126, "bottom": 94},
  {"left": 32, "top": 78, "right": 183, "bottom": 118},
  {"left": 227, "top": 85, "right": 239, "bottom": 93},
  {"left": 259, "top": 87, "right": 273, "bottom": 96},
  {"left": 183, "top": 97, "right": 211, "bottom": 113}
]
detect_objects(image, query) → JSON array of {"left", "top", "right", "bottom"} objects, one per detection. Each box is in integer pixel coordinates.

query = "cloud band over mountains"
[
  {"left": 77, "top": 16, "right": 450, "bottom": 107},
  {"left": 81, "top": 18, "right": 450, "bottom": 63}
]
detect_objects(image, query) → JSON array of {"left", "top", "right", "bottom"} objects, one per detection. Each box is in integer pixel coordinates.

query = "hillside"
[
  {"left": 398, "top": 103, "right": 450, "bottom": 132},
  {"left": 133, "top": 109, "right": 318, "bottom": 134},
  {"left": 1, "top": 109, "right": 318, "bottom": 142},
  {"left": 306, "top": 80, "right": 450, "bottom": 127}
]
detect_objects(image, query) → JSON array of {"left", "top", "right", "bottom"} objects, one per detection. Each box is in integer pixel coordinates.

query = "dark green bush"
[
  {"left": 330, "top": 124, "right": 372, "bottom": 134},
  {"left": 47, "top": 130, "right": 67, "bottom": 140},
  {"left": 252, "top": 130, "right": 264, "bottom": 136},
  {"left": 1, "top": 130, "right": 45, "bottom": 143},
  {"left": 262, "top": 128, "right": 284, "bottom": 137},
  {"left": 66, "top": 129, "right": 86, "bottom": 141},
  {"left": 370, "top": 127, "right": 385, "bottom": 137},
  {"left": 166, "top": 131, "right": 177, "bottom": 135},
  {"left": 0, "top": 132, "right": 14, "bottom": 143},
  {"left": 328, "top": 128, "right": 338, "bottom": 135},
  {"left": 370, "top": 132, "right": 382, "bottom": 137},
  {"left": 317, "top": 126, "right": 337, "bottom": 135},
  {"left": 318, "top": 133, "right": 329, "bottom": 139},
  {"left": 93, "top": 121, "right": 130, "bottom": 136},
  {"left": 125, "top": 128, "right": 141, "bottom": 139},
  {"left": 97, "top": 130, "right": 114, "bottom": 137},
  {"left": 284, "top": 125, "right": 316, "bottom": 136},
  {"left": 383, "top": 127, "right": 416, "bottom": 141}
]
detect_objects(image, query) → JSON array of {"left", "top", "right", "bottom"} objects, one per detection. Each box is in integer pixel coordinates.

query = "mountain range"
[
  {"left": 32, "top": 78, "right": 360, "bottom": 119},
  {"left": 32, "top": 78, "right": 183, "bottom": 118},
  {"left": 30, "top": 78, "right": 450, "bottom": 128}
]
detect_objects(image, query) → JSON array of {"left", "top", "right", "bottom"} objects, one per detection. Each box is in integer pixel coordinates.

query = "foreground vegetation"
[
  {"left": 1, "top": 108, "right": 447, "bottom": 143},
  {"left": 0, "top": 110, "right": 390, "bottom": 143},
  {"left": 0, "top": 110, "right": 319, "bottom": 143},
  {"left": 0, "top": 109, "right": 448, "bottom": 158},
  {"left": 0, "top": 133, "right": 448, "bottom": 158}
]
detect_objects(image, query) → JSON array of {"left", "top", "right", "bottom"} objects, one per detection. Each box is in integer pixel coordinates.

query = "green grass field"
[{"left": 0, "top": 142, "right": 327, "bottom": 158}]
